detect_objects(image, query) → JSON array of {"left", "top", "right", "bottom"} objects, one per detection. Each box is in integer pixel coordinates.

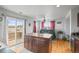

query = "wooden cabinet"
[
  {"left": 24, "top": 34, "right": 52, "bottom": 53},
  {"left": 75, "top": 39, "right": 79, "bottom": 53},
  {"left": 24, "top": 35, "right": 32, "bottom": 50},
  {"left": 71, "top": 37, "right": 79, "bottom": 53},
  {"left": 31, "top": 37, "right": 38, "bottom": 52},
  {"left": 39, "top": 38, "right": 50, "bottom": 52},
  {"left": 24, "top": 35, "right": 29, "bottom": 50}
]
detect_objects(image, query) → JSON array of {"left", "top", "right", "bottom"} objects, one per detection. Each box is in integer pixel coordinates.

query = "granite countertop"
[{"left": 26, "top": 33, "right": 52, "bottom": 39}]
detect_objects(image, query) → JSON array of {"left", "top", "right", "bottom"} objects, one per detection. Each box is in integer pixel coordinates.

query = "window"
[{"left": 44, "top": 21, "right": 50, "bottom": 29}]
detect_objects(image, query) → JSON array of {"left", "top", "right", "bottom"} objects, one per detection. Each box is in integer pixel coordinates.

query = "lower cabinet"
[
  {"left": 31, "top": 38, "right": 39, "bottom": 52},
  {"left": 71, "top": 37, "right": 79, "bottom": 53},
  {"left": 24, "top": 35, "right": 32, "bottom": 50},
  {"left": 75, "top": 39, "right": 79, "bottom": 53},
  {"left": 24, "top": 35, "right": 52, "bottom": 53},
  {"left": 24, "top": 35, "right": 29, "bottom": 50}
]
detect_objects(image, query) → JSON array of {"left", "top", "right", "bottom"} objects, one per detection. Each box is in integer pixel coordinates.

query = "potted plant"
[{"left": 62, "top": 36, "right": 67, "bottom": 41}]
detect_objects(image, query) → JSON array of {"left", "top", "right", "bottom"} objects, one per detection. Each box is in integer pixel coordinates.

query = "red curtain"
[
  {"left": 33, "top": 21, "right": 36, "bottom": 33},
  {"left": 50, "top": 21, "right": 55, "bottom": 30},
  {"left": 41, "top": 21, "right": 44, "bottom": 29}
]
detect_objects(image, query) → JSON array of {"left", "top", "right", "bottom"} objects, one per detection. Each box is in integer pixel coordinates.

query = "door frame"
[{"left": 6, "top": 16, "right": 24, "bottom": 46}]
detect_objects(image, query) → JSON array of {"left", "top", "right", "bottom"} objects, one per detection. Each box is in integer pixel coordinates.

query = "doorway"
[{"left": 6, "top": 17, "right": 24, "bottom": 47}]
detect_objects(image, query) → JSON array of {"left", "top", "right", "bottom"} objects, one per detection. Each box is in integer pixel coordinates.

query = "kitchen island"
[
  {"left": 24, "top": 33, "right": 52, "bottom": 53},
  {"left": 71, "top": 32, "right": 79, "bottom": 53}
]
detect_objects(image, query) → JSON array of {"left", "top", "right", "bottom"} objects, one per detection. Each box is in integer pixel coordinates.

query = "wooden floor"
[
  {"left": 9, "top": 39, "right": 71, "bottom": 53},
  {"left": 52, "top": 39, "right": 71, "bottom": 53}
]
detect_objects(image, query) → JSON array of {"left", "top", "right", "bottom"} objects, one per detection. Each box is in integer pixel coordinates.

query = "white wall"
[
  {"left": 0, "top": 9, "right": 3, "bottom": 42},
  {"left": 0, "top": 15, "right": 7, "bottom": 44},
  {"left": 0, "top": 17, "right": 3, "bottom": 41},
  {"left": 64, "top": 10, "right": 71, "bottom": 36},
  {"left": 0, "top": 8, "right": 6, "bottom": 44},
  {"left": 64, "top": 17, "right": 70, "bottom": 35},
  {"left": 55, "top": 19, "right": 64, "bottom": 31},
  {"left": 26, "top": 19, "right": 33, "bottom": 34},
  {"left": 71, "top": 7, "right": 79, "bottom": 33}
]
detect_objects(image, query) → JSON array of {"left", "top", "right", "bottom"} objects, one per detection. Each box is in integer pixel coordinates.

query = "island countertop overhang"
[{"left": 25, "top": 33, "right": 52, "bottom": 39}]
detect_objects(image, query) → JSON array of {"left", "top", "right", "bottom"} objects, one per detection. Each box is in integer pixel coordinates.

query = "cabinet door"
[
  {"left": 37, "top": 38, "right": 49, "bottom": 53},
  {"left": 31, "top": 37, "right": 38, "bottom": 52},
  {"left": 75, "top": 40, "right": 79, "bottom": 53},
  {"left": 28, "top": 36, "right": 32, "bottom": 50},
  {"left": 24, "top": 36, "right": 29, "bottom": 49}
]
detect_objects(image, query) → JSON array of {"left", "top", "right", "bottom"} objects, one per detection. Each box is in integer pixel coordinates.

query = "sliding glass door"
[
  {"left": 7, "top": 17, "right": 24, "bottom": 47},
  {"left": 16, "top": 19, "right": 24, "bottom": 44},
  {"left": 7, "top": 18, "right": 16, "bottom": 46}
]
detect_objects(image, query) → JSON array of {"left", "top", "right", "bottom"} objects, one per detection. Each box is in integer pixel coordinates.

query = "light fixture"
[{"left": 56, "top": 5, "right": 60, "bottom": 7}]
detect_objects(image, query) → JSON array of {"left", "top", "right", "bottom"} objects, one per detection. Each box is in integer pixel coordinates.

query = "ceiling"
[{"left": 1, "top": 5, "right": 79, "bottom": 19}]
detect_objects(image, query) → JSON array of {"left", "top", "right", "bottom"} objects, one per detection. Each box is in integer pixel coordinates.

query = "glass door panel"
[
  {"left": 16, "top": 19, "right": 24, "bottom": 44},
  {"left": 7, "top": 17, "right": 24, "bottom": 47},
  {"left": 7, "top": 18, "right": 16, "bottom": 46}
]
